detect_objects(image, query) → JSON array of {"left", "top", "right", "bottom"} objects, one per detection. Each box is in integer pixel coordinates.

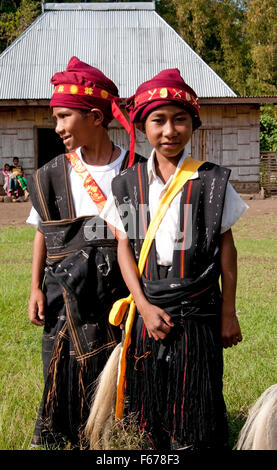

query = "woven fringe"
[
  {"left": 32, "top": 329, "right": 114, "bottom": 449},
  {"left": 125, "top": 315, "right": 228, "bottom": 450}
]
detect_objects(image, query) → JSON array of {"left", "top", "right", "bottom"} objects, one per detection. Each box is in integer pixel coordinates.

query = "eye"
[
  {"left": 151, "top": 118, "right": 163, "bottom": 124},
  {"left": 176, "top": 115, "right": 187, "bottom": 122}
]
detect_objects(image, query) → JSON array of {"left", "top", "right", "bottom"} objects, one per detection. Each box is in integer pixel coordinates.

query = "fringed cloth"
[
  {"left": 125, "top": 273, "right": 229, "bottom": 450},
  {"left": 31, "top": 246, "right": 125, "bottom": 449}
]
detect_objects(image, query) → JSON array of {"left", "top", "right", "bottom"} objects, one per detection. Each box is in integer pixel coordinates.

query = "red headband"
[
  {"left": 50, "top": 56, "right": 131, "bottom": 134},
  {"left": 134, "top": 86, "right": 199, "bottom": 110}
]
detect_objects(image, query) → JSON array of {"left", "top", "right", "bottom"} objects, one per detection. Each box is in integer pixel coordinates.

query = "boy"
[
  {"left": 100, "top": 69, "right": 247, "bottom": 450},
  {"left": 27, "top": 56, "right": 142, "bottom": 449}
]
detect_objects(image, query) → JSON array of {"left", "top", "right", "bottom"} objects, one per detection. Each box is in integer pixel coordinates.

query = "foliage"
[
  {"left": 244, "top": 0, "right": 277, "bottom": 96},
  {"left": 156, "top": 0, "right": 277, "bottom": 97},
  {"left": 156, "top": 0, "right": 178, "bottom": 31},
  {"left": 156, "top": 0, "right": 247, "bottom": 95},
  {"left": 0, "top": 0, "right": 40, "bottom": 52},
  {"left": 260, "top": 106, "right": 277, "bottom": 152}
]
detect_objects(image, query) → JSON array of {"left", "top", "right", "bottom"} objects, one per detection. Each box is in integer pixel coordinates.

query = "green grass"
[
  {"left": 224, "top": 216, "right": 277, "bottom": 446},
  {"left": 0, "top": 225, "right": 43, "bottom": 450},
  {"left": 0, "top": 216, "right": 276, "bottom": 450}
]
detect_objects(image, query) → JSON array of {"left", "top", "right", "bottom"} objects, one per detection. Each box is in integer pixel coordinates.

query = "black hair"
[{"left": 78, "top": 108, "right": 108, "bottom": 129}]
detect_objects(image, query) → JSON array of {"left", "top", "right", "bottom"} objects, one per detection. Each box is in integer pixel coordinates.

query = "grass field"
[{"left": 0, "top": 214, "right": 276, "bottom": 450}]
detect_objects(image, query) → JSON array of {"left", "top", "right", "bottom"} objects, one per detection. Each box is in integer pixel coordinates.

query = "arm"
[
  {"left": 220, "top": 228, "right": 242, "bottom": 348},
  {"left": 117, "top": 234, "right": 174, "bottom": 341},
  {"left": 28, "top": 228, "right": 47, "bottom": 326}
]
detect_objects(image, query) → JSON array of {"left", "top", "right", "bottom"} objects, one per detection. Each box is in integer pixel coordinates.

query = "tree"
[
  {"left": 159, "top": 0, "right": 251, "bottom": 95},
  {"left": 0, "top": 1, "right": 22, "bottom": 14},
  {"left": 260, "top": 105, "right": 277, "bottom": 151},
  {"left": 156, "top": 0, "right": 178, "bottom": 32},
  {"left": 0, "top": 0, "right": 40, "bottom": 52},
  {"left": 244, "top": 0, "right": 277, "bottom": 95}
]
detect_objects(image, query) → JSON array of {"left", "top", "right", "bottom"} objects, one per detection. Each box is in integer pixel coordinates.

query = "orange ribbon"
[{"left": 65, "top": 151, "right": 118, "bottom": 238}]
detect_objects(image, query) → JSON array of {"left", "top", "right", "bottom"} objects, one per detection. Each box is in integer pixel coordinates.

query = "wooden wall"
[
  {"left": 0, "top": 103, "right": 260, "bottom": 193},
  {"left": 193, "top": 104, "right": 260, "bottom": 193},
  {"left": 0, "top": 106, "right": 54, "bottom": 177}
]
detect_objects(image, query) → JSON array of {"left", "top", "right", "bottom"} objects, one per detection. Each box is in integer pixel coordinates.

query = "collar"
[
  {"left": 147, "top": 148, "right": 199, "bottom": 187},
  {"left": 75, "top": 146, "right": 126, "bottom": 170}
]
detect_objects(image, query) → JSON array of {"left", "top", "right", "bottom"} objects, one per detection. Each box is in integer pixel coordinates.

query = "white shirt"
[
  {"left": 26, "top": 146, "right": 127, "bottom": 227},
  {"left": 101, "top": 149, "right": 249, "bottom": 266}
]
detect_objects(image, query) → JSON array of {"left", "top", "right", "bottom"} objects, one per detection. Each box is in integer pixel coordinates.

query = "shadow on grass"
[{"left": 227, "top": 413, "right": 246, "bottom": 449}]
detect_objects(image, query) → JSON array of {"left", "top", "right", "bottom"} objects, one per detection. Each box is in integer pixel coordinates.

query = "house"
[{"left": 0, "top": 1, "right": 276, "bottom": 193}]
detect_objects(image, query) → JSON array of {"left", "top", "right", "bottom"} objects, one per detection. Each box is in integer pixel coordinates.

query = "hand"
[
  {"left": 221, "top": 308, "right": 242, "bottom": 348},
  {"left": 138, "top": 300, "right": 174, "bottom": 341},
  {"left": 28, "top": 287, "right": 46, "bottom": 326}
]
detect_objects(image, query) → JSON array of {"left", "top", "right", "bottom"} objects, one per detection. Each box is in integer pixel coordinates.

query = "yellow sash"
[{"left": 109, "top": 156, "right": 204, "bottom": 419}]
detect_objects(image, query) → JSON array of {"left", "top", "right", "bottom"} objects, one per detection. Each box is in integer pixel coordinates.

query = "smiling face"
[
  {"left": 52, "top": 107, "right": 98, "bottom": 151},
  {"left": 144, "top": 105, "right": 193, "bottom": 163}
]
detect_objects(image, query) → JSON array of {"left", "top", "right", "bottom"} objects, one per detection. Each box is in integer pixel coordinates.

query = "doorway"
[{"left": 37, "top": 128, "right": 65, "bottom": 168}]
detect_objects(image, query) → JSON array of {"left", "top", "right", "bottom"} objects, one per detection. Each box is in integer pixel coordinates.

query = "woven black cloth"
[
  {"left": 32, "top": 246, "right": 124, "bottom": 448},
  {"left": 111, "top": 160, "right": 231, "bottom": 450}
]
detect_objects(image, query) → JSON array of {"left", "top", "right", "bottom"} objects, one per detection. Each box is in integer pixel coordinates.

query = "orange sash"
[
  {"left": 65, "top": 151, "right": 118, "bottom": 238},
  {"left": 65, "top": 151, "right": 108, "bottom": 212}
]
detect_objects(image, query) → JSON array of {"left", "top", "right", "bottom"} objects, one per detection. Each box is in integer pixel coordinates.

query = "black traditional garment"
[
  {"left": 111, "top": 160, "right": 231, "bottom": 450},
  {"left": 28, "top": 151, "right": 143, "bottom": 449}
]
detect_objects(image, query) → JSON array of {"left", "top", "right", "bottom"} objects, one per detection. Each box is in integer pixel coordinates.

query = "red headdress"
[
  {"left": 50, "top": 56, "right": 131, "bottom": 133},
  {"left": 126, "top": 69, "right": 201, "bottom": 166}
]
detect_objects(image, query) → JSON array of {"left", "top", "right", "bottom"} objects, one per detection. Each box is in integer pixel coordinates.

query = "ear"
[
  {"left": 135, "top": 122, "right": 146, "bottom": 134},
  {"left": 89, "top": 108, "right": 104, "bottom": 127}
]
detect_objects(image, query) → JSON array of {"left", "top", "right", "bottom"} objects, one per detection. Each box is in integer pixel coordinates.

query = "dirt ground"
[
  {"left": 0, "top": 200, "right": 33, "bottom": 226},
  {"left": 0, "top": 195, "right": 277, "bottom": 226}
]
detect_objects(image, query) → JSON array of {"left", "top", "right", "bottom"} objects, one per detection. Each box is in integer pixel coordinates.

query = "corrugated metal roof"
[{"left": 0, "top": 2, "right": 237, "bottom": 100}]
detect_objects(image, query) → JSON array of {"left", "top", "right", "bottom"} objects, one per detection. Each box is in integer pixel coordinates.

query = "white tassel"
[
  {"left": 235, "top": 384, "right": 277, "bottom": 450},
  {"left": 85, "top": 343, "right": 122, "bottom": 449}
]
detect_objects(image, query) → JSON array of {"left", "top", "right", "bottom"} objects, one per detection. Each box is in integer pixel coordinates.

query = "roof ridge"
[{"left": 43, "top": 2, "right": 155, "bottom": 12}]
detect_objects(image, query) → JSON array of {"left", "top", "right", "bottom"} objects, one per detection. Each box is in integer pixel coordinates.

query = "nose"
[
  {"left": 55, "top": 118, "right": 64, "bottom": 135},
  {"left": 163, "top": 119, "right": 177, "bottom": 138}
]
